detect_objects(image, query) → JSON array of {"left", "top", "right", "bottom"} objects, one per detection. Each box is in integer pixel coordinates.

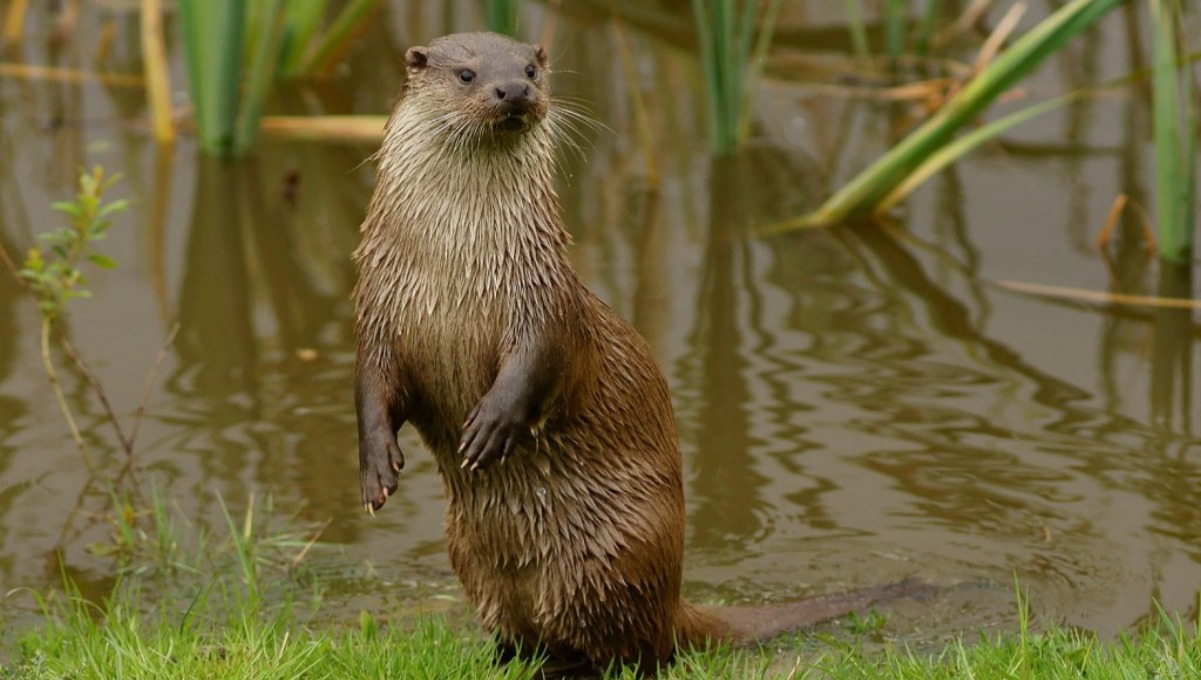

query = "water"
[{"left": 1, "top": 1, "right": 1197, "bottom": 645}]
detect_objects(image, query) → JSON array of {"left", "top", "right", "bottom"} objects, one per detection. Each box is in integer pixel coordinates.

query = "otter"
[{"left": 354, "top": 31, "right": 925, "bottom": 675}]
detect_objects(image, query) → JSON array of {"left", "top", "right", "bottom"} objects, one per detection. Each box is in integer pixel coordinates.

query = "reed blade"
[
  {"left": 236, "top": 0, "right": 286, "bottom": 152},
  {"left": 791, "top": 0, "right": 1123, "bottom": 229},
  {"left": 485, "top": 0, "right": 520, "bottom": 36},
  {"left": 1150, "top": 0, "right": 1196, "bottom": 263},
  {"left": 884, "top": 0, "right": 906, "bottom": 61},
  {"left": 299, "top": 0, "right": 385, "bottom": 76},
  {"left": 178, "top": 0, "right": 246, "bottom": 154},
  {"left": 846, "top": 0, "right": 871, "bottom": 59},
  {"left": 279, "top": 0, "right": 326, "bottom": 73}
]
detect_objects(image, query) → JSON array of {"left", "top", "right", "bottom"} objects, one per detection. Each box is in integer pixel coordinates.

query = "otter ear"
[
  {"left": 405, "top": 47, "right": 429, "bottom": 70},
  {"left": 534, "top": 45, "right": 548, "bottom": 68}
]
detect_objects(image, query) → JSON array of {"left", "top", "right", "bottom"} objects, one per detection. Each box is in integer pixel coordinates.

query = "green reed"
[
  {"left": 691, "top": 0, "right": 782, "bottom": 154},
  {"left": 782, "top": 0, "right": 1123, "bottom": 230},
  {"left": 485, "top": 0, "right": 521, "bottom": 36},
  {"left": 1149, "top": 0, "right": 1196, "bottom": 263},
  {"left": 176, "top": 0, "right": 383, "bottom": 156},
  {"left": 883, "top": 0, "right": 907, "bottom": 61}
]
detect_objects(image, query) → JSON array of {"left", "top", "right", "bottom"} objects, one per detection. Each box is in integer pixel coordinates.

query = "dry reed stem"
[
  {"left": 259, "top": 115, "right": 387, "bottom": 143},
  {"left": 801, "top": 78, "right": 958, "bottom": 102},
  {"left": 1094, "top": 194, "right": 1129, "bottom": 250},
  {"left": 140, "top": 0, "right": 175, "bottom": 144},
  {"left": 51, "top": 0, "right": 81, "bottom": 44},
  {"left": 972, "top": 2, "right": 1026, "bottom": 74},
  {"left": 2, "top": 0, "right": 28, "bottom": 49},
  {"left": 0, "top": 62, "right": 143, "bottom": 87},
  {"left": 998, "top": 280, "right": 1201, "bottom": 309}
]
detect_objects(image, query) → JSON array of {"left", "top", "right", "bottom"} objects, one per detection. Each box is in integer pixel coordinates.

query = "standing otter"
[{"left": 355, "top": 32, "right": 923, "bottom": 674}]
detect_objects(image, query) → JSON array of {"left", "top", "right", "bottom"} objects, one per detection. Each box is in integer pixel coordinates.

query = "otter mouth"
[{"left": 495, "top": 114, "right": 530, "bottom": 133}]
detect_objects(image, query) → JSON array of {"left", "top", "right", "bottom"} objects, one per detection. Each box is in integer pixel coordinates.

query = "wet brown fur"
[{"left": 354, "top": 32, "right": 924, "bottom": 675}]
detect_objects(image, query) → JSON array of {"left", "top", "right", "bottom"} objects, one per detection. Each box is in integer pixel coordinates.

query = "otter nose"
[{"left": 494, "top": 82, "right": 530, "bottom": 105}]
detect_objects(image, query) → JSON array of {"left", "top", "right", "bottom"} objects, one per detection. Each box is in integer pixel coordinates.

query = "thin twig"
[
  {"left": 60, "top": 336, "right": 134, "bottom": 457},
  {"left": 41, "top": 318, "right": 92, "bottom": 469},
  {"left": 129, "top": 321, "right": 180, "bottom": 448},
  {"left": 289, "top": 518, "right": 331, "bottom": 574}
]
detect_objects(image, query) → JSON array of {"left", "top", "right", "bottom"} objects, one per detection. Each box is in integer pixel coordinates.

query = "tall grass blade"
[
  {"left": 178, "top": 0, "right": 246, "bottom": 155},
  {"left": 846, "top": 0, "right": 872, "bottom": 60},
  {"left": 738, "top": 0, "right": 782, "bottom": 143},
  {"left": 298, "top": 0, "right": 385, "bottom": 76},
  {"left": 692, "top": 0, "right": 777, "bottom": 154},
  {"left": 915, "top": 0, "right": 944, "bottom": 55},
  {"left": 236, "top": 0, "right": 286, "bottom": 152},
  {"left": 1149, "top": 0, "right": 1196, "bottom": 263},
  {"left": 485, "top": 0, "right": 520, "bottom": 36},
  {"left": 789, "top": 0, "right": 1123, "bottom": 229},
  {"left": 278, "top": 0, "right": 326, "bottom": 74},
  {"left": 884, "top": 0, "right": 907, "bottom": 61}
]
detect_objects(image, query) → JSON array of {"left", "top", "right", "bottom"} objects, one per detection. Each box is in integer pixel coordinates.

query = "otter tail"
[{"left": 677, "top": 578, "right": 934, "bottom": 647}]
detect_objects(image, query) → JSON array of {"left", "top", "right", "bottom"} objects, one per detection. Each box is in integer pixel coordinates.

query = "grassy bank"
[
  {"left": 4, "top": 582, "right": 1199, "bottom": 679},
  {"left": 1, "top": 491, "right": 1197, "bottom": 679}
]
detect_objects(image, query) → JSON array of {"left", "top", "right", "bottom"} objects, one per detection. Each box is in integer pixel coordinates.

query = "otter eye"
[
  {"left": 458, "top": 69, "right": 475, "bottom": 84},
  {"left": 525, "top": 64, "right": 537, "bottom": 78}
]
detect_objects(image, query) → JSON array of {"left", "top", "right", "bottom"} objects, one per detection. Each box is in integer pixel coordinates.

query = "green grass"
[
  {"left": 3, "top": 490, "right": 1199, "bottom": 679},
  {"left": 5, "top": 577, "right": 1200, "bottom": 679}
]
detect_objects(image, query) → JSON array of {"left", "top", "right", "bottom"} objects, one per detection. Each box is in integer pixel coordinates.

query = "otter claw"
[{"left": 364, "top": 503, "right": 375, "bottom": 517}]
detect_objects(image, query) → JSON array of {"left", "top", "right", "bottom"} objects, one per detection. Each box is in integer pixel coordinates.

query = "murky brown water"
[{"left": 1, "top": 1, "right": 1198, "bottom": 647}]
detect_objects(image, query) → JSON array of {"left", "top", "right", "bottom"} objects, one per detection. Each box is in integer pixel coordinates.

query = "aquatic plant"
[
  {"left": 176, "top": 0, "right": 384, "bottom": 156},
  {"left": 691, "top": 0, "right": 782, "bottom": 154},
  {"left": 1148, "top": 0, "right": 1196, "bottom": 263},
  {"left": 7, "top": 168, "right": 126, "bottom": 463},
  {"left": 0, "top": 167, "right": 176, "bottom": 467},
  {"left": 785, "top": 0, "right": 1124, "bottom": 230}
]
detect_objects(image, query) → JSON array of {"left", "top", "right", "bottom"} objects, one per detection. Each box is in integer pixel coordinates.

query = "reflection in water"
[
  {"left": 0, "top": 0, "right": 1199, "bottom": 647},
  {"left": 1150, "top": 263, "right": 1193, "bottom": 434}
]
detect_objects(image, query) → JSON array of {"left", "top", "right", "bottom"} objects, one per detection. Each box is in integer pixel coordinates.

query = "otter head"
[{"left": 404, "top": 32, "right": 550, "bottom": 142}]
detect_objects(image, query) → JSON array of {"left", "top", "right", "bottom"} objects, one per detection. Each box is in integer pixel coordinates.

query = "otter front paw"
[
  {"left": 360, "top": 436, "right": 404, "bottom": 513},
  {"left": 459, "top": 396, "right": 526, "bottom": 471}
]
